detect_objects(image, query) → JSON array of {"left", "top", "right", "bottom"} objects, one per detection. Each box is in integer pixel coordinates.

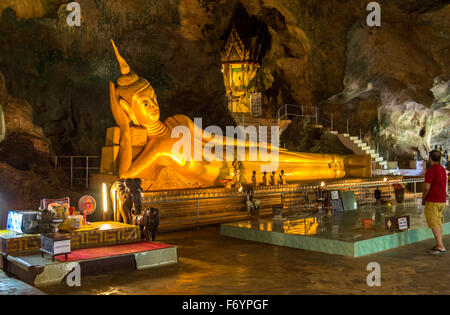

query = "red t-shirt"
[{"left": 424, "top": 164, "right": 447, "bottom": 203}]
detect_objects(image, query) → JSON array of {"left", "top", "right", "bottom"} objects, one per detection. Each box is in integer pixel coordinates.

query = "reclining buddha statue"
[{"left": 104, "top": 40, "right": 371, "bottom": 191}]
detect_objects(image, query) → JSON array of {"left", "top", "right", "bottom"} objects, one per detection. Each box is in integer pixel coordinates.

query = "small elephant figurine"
[{"left": 133, "top": 207, "right": 160, "bottom": 241}]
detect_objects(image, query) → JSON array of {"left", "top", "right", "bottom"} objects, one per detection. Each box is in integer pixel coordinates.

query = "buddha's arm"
[
  {"left": 168, "top": 114, "right": 281, "bottom": 152},
  {"left": 110, "top": 81, "right": 133, "bottom": 178},
  {"left": 117, "top": 127, "right": 132, "bottom": 178},
  {"left": 121, "top": 141, "right": 185, "bottom": 178}
]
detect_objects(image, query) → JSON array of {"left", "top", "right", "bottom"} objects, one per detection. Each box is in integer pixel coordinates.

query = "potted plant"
[{"left": 393, "top": 183, "right": 405, "bottom": 203}]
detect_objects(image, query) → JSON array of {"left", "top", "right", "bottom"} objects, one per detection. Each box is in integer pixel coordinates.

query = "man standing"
[{"left": 423, "top": 150, "right": 448, "bottom": 255}]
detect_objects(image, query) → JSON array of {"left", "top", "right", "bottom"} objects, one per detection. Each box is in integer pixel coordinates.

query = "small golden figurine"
[
  {"left": 262, "top": 171, "right": 269, "bottom": 186},
  {"left": 279, "top": 170, "right": 286, "bottom": 185},
  {"left": 251, "top": 170, "right": 258, "bottom": 187},
  {"left": 270, "top": 171, "right": 278, "bottom": 186}
]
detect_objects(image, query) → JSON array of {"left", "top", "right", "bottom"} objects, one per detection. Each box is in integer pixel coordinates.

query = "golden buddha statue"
[{"left": 104, "top": 40, "right": 371, "bottom": 191}]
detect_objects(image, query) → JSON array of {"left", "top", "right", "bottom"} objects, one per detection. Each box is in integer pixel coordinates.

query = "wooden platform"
[
  {"left": 3, "top": 242, "right": 177, "bottom": 287},
  {"left": 0, "top": 222, "right": 140, "bottom": 255}
]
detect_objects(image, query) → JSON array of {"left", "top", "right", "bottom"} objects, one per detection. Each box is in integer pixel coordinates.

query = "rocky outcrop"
[
  {"left": 325, "top": 3, "right": 450, "bottom": 164},
  {"left": 0, "top": 72, "right": 51, "bottom": 155},
  {"left": 0, "top": 72, "right": 71, "bottom": 227}
]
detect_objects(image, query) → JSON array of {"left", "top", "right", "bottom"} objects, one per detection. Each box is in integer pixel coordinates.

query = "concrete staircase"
[
  {"left": 331, "top": 131, "right": 390, "bottom": 171},
  {"left": 233, "top": 112, "right": 397, "bottom": 175}
]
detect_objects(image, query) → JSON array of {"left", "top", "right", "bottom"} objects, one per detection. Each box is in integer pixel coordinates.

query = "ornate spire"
[
  {"left": 111, "top": 39, "right": 130, "bottom": 75},
  {"left": 110, "top": 39, "right": 141, "bottom": 87}
]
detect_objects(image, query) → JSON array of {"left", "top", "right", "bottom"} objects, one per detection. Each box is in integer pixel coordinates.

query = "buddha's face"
[{"left": 131, "top": 84, "right": 160, "bottom": 127}]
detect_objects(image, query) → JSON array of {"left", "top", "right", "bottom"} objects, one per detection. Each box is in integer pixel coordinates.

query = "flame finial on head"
[
  {"left": 110, "top": 39, "right": 143, "bottom": 88},
  {"left": 111, "top": 39, "right": 131, "bottom": 75}
]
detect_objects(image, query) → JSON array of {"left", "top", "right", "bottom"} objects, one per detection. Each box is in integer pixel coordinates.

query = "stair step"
[
  {"left": 342, "top": 133, "right": 350, "bottom": 137},
  {"left": 329, "top": 130, "right": 338, "bottom": 135},
  {"left": 350, "top": 136, "right": 359, "bottom": 141}
]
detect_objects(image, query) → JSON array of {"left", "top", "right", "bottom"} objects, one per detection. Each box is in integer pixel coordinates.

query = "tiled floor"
[
  {"left": 221, "top": 202, "right": 450, "bottom": 256},
  {"left": 226, "top": 202, "right": 449, "bottom": 241}
]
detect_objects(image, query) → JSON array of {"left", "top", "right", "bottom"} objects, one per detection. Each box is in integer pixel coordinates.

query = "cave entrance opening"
[{"left": 220, "top": 3, "right": 270, "bottom": 117}]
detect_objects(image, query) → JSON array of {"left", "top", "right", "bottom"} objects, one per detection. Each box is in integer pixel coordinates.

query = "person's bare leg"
[
  {"left": 439, "top": 226, "right": 445, "bottom": 249},
  {"left": 431, "top": 226, "right": 446, "bottom": 251}
]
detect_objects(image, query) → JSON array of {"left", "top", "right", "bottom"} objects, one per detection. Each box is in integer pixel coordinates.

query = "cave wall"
[
  {"left": 0, "top": 0, "right": 448, "bottom": 180},
  {"left": 324, "top": 1, "right": 450, "bottom": 164},
  {"left": 0, "top": 0, "right": 372, "bottom": 156},
  {"left": 0, "top": 0, "right": 235, "bottom": 156},
  {"left": 0, "top": 71, "right": 74, "bottom": 227}
]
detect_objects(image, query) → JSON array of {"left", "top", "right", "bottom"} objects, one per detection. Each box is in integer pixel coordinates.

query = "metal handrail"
[
  {"left": 277, "top": 104, "right": 318, "bottom": 123},
  {"left": 49, "top": 156, "right": 101, "bottom": 188},
  {"left": 278, "top": 104, "right": 359, "bottom": 136}
]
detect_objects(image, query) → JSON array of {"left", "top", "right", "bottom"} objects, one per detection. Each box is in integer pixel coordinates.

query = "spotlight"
[{"left": 102, "top": 183, "right": 108, "bottom": 220}]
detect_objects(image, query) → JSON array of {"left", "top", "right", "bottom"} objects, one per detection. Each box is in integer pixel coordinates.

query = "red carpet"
[{"left": 55, "top": 241, "right": 173, "bottom": 262}]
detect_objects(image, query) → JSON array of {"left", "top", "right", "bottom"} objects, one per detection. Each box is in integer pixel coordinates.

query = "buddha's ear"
[
  {"left": 118, "top": 98, "right": 132, "bottom": 116},
  {"left": 119, "top": 99, "right": 139, "bottom": 126},
  {"left": 110, "top": 81, "right": 130, "bottom": 128}
]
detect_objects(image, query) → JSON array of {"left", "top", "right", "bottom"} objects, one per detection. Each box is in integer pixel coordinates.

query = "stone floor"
[
  {"left": 11, "top": 226, "right": 445, "bottom": 295},
  {"left": 1, "top": 203, "right": 450, "bottom": 295},
  {"left": 0, "top": 270, "right": 45, "bottom": 295}
]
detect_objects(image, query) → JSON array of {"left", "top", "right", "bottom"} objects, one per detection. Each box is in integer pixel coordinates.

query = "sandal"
[{"left": 431, "top": 248, "right": 447, "bottom": 255}]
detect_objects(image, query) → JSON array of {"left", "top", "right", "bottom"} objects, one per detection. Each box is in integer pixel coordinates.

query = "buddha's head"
[{"left": 111, "top": 40, "right": 160, "bottom": 127}]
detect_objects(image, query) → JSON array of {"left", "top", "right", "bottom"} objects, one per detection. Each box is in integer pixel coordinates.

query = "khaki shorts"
[{"left": 424, "top": 202, "right": 446, "bottom": 229}]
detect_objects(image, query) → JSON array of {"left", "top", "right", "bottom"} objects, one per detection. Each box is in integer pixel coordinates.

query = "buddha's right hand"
[{"left": 110, "top": 81, "right": 130, "bottom": 130}]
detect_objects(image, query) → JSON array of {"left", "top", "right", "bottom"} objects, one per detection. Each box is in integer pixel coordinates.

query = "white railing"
[
  {"left": 49, "top": 156, "right": 101, "bottom": 189},
  {"left": 277, "top": 105, "right": 370, "bottom": 148}
]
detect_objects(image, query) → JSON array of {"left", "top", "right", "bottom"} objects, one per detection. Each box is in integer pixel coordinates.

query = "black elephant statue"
[
  {"left": 111, "top": 178, "right": 160, "bottom": 241},
  {"left": 133, "top": 207, "right": 160, "bottom": 241}
]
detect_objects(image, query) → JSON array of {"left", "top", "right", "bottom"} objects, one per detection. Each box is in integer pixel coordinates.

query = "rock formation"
[
  {"left": 0, "top": 0, "right": 448, "bottom": 212},
  {"left": 0, "top": 71, "right": 73, "bottom": 227},
  {"left": 325, "top": 2, "right": 450, "bottom": 163}
]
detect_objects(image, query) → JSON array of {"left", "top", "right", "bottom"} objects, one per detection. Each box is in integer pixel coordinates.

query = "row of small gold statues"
[{"left": 251, "top": 170, "right": 287, "bottom": 186}]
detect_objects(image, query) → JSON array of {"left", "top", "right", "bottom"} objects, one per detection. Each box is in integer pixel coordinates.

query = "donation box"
[{"left": 40, "top": 233, "right": 71, "bottom": 261}]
